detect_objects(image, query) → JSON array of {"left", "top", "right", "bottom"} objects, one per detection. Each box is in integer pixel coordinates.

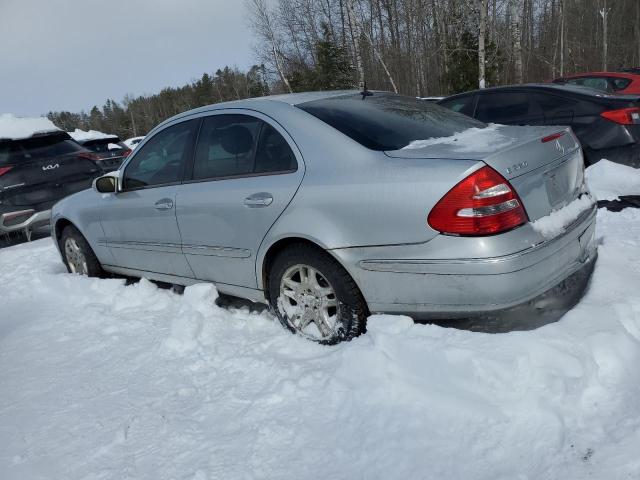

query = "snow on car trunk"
[
  {"left": 389, "top": 125, "right": 586, "bottom": 222},
  {"left": 1, "top": 210, "right": 640, "bottom": 478}
]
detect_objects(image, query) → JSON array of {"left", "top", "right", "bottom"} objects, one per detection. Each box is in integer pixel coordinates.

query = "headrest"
[{"left": 219, "top": 125, "right": 253, "bottom": 155}]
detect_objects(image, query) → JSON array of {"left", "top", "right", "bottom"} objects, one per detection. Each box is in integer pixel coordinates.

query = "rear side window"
[
  {"left": 610, "top": 77, "right": 632, "bottom": 91},
  {"left": 297, "top": 93, "right": 484, "bottom": 151},
  {"left": 254, "top": 123, "right": 297, "bottom": 173},
  {"left": 0, "top": 132, "right": 83, "bottom": 165},
  {"left": 192, "top": 115, "right": 261, "bottom": 180},
  {"left": 475, "top": 92, "right": 530, "bottom": 123},
  {"left": 439, "top": 96, "right": 475, "bottom": 116},
  {"left": 532, "top": 92, "right": 577, "bottom": 110},
  {"left": 191, "top": 114, "right": 297, "bottom": 180},
  {"left": 123, "top": 119, "right": 198, "bottom": 190}
]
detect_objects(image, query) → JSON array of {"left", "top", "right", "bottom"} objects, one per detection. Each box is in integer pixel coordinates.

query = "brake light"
[
  {"left": 541, "top": 132, "right": 565, "bottom": 143},
  {"left": 0, "top": 166, "right": 13, "bottom": 176},
  {"left": 122, "top": 148, "right": 132, "bottom": 157},
  {"left": 600, "top": 107, "right": 640, "bottom": 125},
  {"left": 428, "top": 166, "right": 528, "bottom": 236}
]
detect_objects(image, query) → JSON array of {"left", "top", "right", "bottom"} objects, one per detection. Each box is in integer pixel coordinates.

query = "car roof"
[
  {"left": 440, "top": 83, "right": 636, "bottom": 101},
  {"left": 156, "top": 89, "right": 378, "bottom": 130},
  {"left": 558, "top": 71, "right": 639, "bottom": 79}
]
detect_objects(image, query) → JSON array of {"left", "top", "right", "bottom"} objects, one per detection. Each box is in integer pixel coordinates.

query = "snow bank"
[
  {"left": 1, "top": 208, "right": 640, "bottom": 479},
  {"left": 403, "top": 124, "right": 515, "bottom": 153},
  {"left": 0, "top": 113, "right": 60, "bottom": 140},
  {"left": 531, "top": 195, "right": 595, "bottom": 239},
  {"left": 585, "top": 159, "right": 640, "bottom": 200},
  {"left": 69, "top": 128, "right": 119, "bottom": 142}
]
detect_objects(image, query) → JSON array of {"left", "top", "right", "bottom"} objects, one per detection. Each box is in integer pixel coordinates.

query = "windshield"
[
  {"left": 0, "top": 132, "right": 84, "bottom": 165},
  {"left": 297, "top": 93, "right": 485, "bottom": 151}
]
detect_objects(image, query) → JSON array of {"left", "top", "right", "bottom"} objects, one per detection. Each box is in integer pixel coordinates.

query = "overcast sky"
[{"left": 0, "top": 0, "right": 255, "bottom": 116}]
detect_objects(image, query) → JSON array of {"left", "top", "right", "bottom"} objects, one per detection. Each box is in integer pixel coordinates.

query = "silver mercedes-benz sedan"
[{"left": 51, "top": 90, "right": 597, "bottom": 343}]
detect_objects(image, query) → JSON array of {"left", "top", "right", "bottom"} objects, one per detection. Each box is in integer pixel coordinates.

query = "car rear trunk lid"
[{"left": 386, "top": 124, "right": 587, "bottom": 222}]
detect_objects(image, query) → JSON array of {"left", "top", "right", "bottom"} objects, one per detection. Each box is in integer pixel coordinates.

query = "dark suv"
[
  {"left": 438, "top": 84, "right": 640, "bottom": 167},
  {"left": 73, "top": 136, "right": 131, "bottom": 172},
  {"left": 0, "top": 130, "right": 102, "bottom": 239}
]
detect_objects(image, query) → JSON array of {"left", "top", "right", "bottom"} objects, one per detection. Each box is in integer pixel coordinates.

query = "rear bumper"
[
  {"left": 0, "top": 209, "right": 51, "bottom": 234},
  {"left": 332, "top": 204, "right": 597, "bottom": 318}
]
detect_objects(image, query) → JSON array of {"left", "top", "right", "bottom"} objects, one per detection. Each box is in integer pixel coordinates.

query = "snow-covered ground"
[
  {"left": 1, "top": 170, "right": 640, "bottom": 479},
  {"left": 585, "top": 159, "right": 640, "bottom": 200}
]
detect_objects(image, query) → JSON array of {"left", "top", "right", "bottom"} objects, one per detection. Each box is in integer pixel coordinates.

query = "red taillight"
[
  {"left": 428, "top": 166, "right": 528, "bottom": 236},
  {"left": 122, "top": 148, "right": 132, "bottom": 157},
  {"left": 0, "top": 166, "right": 13, "bottom": 176},
  {"left": 600, "top": 107, "right": 640, "bottom": 125}
]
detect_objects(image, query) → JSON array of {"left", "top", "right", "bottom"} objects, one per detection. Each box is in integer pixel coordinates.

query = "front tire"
[
  {"left": 60, "top": 225, "right": 102, "bottom": 277},
  {"left": 267, "top": 243, "right": 368, "bottom": 344}
]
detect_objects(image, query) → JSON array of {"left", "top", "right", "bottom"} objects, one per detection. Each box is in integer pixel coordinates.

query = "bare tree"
[
  {"left": 599, "top": 0, "right": 611, "bottom": 70},
  {"left": 247, "top": 0, "right": 293, "bottom": 93},
  {"left": 511, "top": 0, "right": 524, "bottom": 83},
  {"left": 478, "top": 0, "right": 489, "bottom": 88}
]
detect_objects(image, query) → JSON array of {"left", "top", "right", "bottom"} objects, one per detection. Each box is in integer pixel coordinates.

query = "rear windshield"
[
  {"left": 297, "top": 93, "right": 485, "bottom": 151},
  {"left": 83, "top": 138, "right": 125, "bottom": 152},
  {"left": 0, "top": 132, "right": 84, "bottom": 165}
]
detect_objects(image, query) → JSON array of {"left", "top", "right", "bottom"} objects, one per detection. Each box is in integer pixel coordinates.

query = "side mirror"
[{"left": 94, "top": 175, "right": 117, "bottom": 193}]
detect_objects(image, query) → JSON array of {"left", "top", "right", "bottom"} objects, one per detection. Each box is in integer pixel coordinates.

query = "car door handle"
[
  {"left": 244, "top": 192, "right": 273, "bottom": 207},
  {"left": 154, "top": 198, "right": 174, "bottom": 210}
]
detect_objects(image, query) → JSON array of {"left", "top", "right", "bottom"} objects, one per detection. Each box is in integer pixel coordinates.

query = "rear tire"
[
  {"left": 60, "top": 225, "right": 103, "bottom": 277},
  {"left": 267, "top": 243, "right": 368, "bottom": 344}
]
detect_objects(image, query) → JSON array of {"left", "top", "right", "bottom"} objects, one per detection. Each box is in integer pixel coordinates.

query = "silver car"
[{"left": 51, "top": 91, "right": 597, "bottom": 344}]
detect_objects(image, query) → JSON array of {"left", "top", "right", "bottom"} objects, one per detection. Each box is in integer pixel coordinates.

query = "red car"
[{"left": 552, "top": 71, "right": 640, "bottom": 95}]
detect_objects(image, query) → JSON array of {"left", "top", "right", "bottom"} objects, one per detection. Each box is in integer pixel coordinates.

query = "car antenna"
[{"left": 360, "top": 81, "right": 373, "bottom": 100}]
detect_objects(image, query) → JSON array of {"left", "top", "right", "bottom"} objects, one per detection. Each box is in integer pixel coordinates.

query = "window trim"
[
  {"left": 120, "top": 118, "right": 201, "bottom": 193},
  {"left": 183, "top": 111, "right": 299, "bottom": 184}
]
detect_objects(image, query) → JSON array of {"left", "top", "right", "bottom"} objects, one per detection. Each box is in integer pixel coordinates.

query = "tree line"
[
  {"left": 47, "top": 66, "right": 269, "bottom": 139},
  {"left": 48, "top": 0, "right": 640, "bottom": 137},
  {"left": 248, "top": 0, "right": 640, "bottom": 96}
]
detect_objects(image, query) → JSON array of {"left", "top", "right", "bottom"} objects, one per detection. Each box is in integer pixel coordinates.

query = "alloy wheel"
[
  {"left": 64, "top": 237, "right": 88, "bottom": 275},
  {"left": 278, "top": 264, "right": 339, "bottom": 341}
]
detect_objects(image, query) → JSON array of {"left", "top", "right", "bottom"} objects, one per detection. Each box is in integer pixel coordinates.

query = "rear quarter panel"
[{"left": 255, "top": 103, "right": 482, "bottom": 283}]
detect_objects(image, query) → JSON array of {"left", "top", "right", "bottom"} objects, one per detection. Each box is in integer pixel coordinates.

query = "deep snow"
[
  {"left": 1, "top": 211, "right": 640, "bottom": 479},
  {"left": 585, "top": 159, "right": 640, "bottom": 200}
]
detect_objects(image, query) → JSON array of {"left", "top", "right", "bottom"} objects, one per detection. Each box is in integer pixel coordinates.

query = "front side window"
[
  {"left": 475, "top": 92, "right": 531, "bottom": 123},
  {"left": 297, "top": 93, "right": 484, "bottom": 151},
  {"left": 191, "top": 114, "right": 297, "bottom": 180},
  {"left": 123, "top": 119, "right": 197, "bottom": 190},
  {"left": 566, "top": 77, "right": 612, "bottom": 93}
]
